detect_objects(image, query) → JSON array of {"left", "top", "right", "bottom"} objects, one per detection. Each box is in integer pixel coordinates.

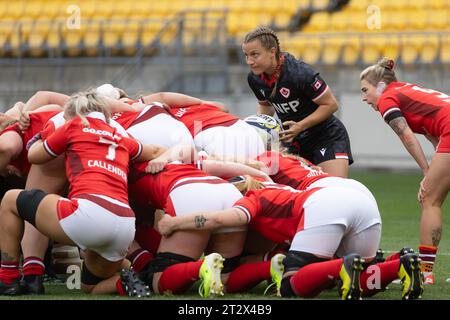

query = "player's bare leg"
[
  {"left": 316, "top": 158, "right": 349, "bottom": 178},
  {"left": 418, "top": 153, "right": 450, "bottom": 284}
]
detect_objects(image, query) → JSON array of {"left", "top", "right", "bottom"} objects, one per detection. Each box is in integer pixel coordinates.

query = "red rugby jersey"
[
  {"left": 233, "top": 184, "right": 321, "bottom": 244},
  {"left": 377, "top": 82, "right": 450, "bottom": 137},
  {"left": 169, "top": 104, "right": 239, "bottom": 136},
  {"left": 43, "top": 113, "right": 142, "bottom": 203}
]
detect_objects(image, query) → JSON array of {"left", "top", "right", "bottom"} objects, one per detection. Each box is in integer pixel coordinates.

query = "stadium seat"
[
  {"left": 408, "top": 10, "right": 427, "bottom": 30},
  {"left": 322, "top": 37, "right": 343, "bottom": 65},
  {"left": 28, "top": 20, "right": 51, "bottom": 57},
  {"left": 22, "top": 1, "right": 43, "bottom": 19},
  {"left": 329, "top": 12, "right": 349, "bottom": 31},
  {"left": 83, "top": 22, "right": 101, "bottom": 56},
  {"left": 303, "top": 12, "right": 330, "bottom": 32},
  {"left": 121, "top": 20, "right": 141, "bottom": 56},
  {"left": 429, "top": 10, "right": 448, "bottom": 30},
  {"left": 429, "top": 0, "right": 446, "bottom": 9},
  {"left": 47, "top": 21, "right": 63, "bottom": 51},
  {"left": 400, "top": 35, "right": 423, "bottom": 64},
  {"left": 296, "top": 37, "right": 322, "bottom": 64},
  {"left": 6, "top": 2, "right": 25, "bottom": 20},
  {"left": 64, "top": 24, "right": 84, "bottom": 57},
  {"left": 439, "top": 34, "right": 450, "bottom": 64},
  {"left": 347, "top": 12, "right": 367, "bottom": 32},
  {"left": 419, "top": 35, "right": 439, "bottom": 64},
  {"left": 41, "top": 1, "right": 63, "bottom": 19},
  {"left": 382, "top": 36, "right": 400, "bottom": 62},
  {"left": 341, "top": 36, "right": 361, "bottom": 65},
  {"left": 361, "top": 36, "right": 385, "bottom": 64},
  {"left": 310, "top": 0, "right": 330, "bottom": 11}
]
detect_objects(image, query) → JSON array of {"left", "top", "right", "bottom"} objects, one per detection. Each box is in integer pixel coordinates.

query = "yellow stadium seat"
[
  {"left": 386, "top": 11, "right": 408, "bottom": 30},
  {"left": 76, "top": 1, "right": 97, "bottom": 19},
  {"left": 303, "top": 12, "right": 330, "bottom": 32},
  {"left": 6, "top": 2, "right": 25, "bottom": 19},
  {"left": 103, "top": 21, "right": 124, "bottom": 50},
  {"left": 408, "top": 10, "right": 427, "bottom": 30},
  {"left": 47, "top": 21, "right": 63, "bottom": 50},
  {"left": 293, "top": 36, "right": 322, "bottom": 64},
  {"left": 382, "top": 36, "right": 400, "bottom": 62},
  {"left": 273, "top": 12, "right": 292, "bottom": 28},
  {"left": 22, "top": 1, "right": 43, "bottom": 19},
  {"left": 440, "top": 34, "right": 450, "bottom": 63},
  {"left": 64, "top": 24, "right": 85, "bottom": 57},
  {"left": 226, "top": 12, "right": 241, "bottom": 36},
  {"left": 347, "top": 12, "right": 367, "bottom": 32},
  {"left": 311, "top": 0, "right": 330, "bottom": 11},
  {"left": 390, "top": 0, "right": 409, "bottom": 10},
  {"left": 429, "top": 10, "right": 448, "bottom": 30},
  {"left": 121, "top": 20, "right": 141, "bottom": 56},
  {"left": 92, "top": 1, "right": 112, "bottom": 19},
  {"left": 329, "top": 12, "right": 349, "bottom": 31},
  {"left": 129, "top": 1, "right": 152, "bottom": 19},
  {"left": 322, "top": 36, "right": 343, "bottom": 65},
  {"left": 84, "top": 22, "right": 101, "bottom": 56},
  {"left": 28, "top": 20, "right": 51, "bottom": 57},
  {"left": 409, "top": 0, "right": 427, "bottom": 9},
  {"left": 42, "top": 1, "right": 63, "bottom": 19},
  {"left": 341, "top": 36, "right": 361, "bottom": 65},
  {"left": 420, "top": 35, "right": 439, "bottom": 63},
  {"left": 0, "top": 23, "right": 15, "bottom": 55},
  {"left": 400, "top": 35, "right": 423, "bottom": 64},
  {"left": 361, "top": 36, "right": 385, "bottom": 64},
  {"left": 111, "top": 1, "right": 132, "bottom": 19},
  {"left": 429, "top": 0, "right": 446, "bottom": 9}
]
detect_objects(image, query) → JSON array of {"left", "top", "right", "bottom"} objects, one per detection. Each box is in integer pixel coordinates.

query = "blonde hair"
[
  {"left": 116, "top": 87, "right": 130, "bottom": 99},
  {"left": 360, "top": 57, "right": 398, "bottom": 86},
  {"left": 232, "top": 175, "right": 265, "bottom": 194},
  {"left": 64, "top": 90, "right": 110, "bottom": 127},
  {"left": 244, "top": 26, "right": 281, "bottom": 60}
]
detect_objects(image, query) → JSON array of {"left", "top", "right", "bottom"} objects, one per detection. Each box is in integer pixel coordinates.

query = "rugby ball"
[{"left": 244, "top": 114, "right": 281, "bottom": 133}]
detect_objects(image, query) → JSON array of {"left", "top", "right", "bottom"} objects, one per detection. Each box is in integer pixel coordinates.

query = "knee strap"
[
  {"left": 280, "top": 276, "right": 296, "bottom": 297},
  {"left": 283, "top": 250, "right": 328, "bottom": 273},
  {"left": 16, "top": 189, "right": 48, "bottom": 227},
  {"left": 140, "top": 252, "right": 195, "bottom": 291}
]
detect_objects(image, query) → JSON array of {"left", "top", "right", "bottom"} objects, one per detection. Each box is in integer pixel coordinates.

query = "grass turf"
[{"left": 1, "top": 170, "right": 448, "bottom": 300}]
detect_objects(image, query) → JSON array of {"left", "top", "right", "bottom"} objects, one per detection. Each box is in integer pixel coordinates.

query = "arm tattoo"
[
  {"left": 194, "top": 215, "right": 207, "bottom": 229},
  {"left": 388, "top": 117, "right": 408, "bottom": 135},
  {"left": 432, "top": 227, "right": 442, "bottom": 247}
]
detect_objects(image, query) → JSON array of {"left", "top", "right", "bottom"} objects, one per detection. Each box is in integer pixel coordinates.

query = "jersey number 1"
[{"left": 99, "top": 137, "right": 118, "bottom": 161}]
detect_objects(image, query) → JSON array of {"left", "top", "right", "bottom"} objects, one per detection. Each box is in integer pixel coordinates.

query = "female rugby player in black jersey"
[{"left": 242, "top": 26, "right": 353, "bottom": 178}]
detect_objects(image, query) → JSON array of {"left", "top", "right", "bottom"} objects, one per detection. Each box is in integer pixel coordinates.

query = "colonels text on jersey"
[{"left": 247, "top": 53, "right": 328, "bottom": 123}]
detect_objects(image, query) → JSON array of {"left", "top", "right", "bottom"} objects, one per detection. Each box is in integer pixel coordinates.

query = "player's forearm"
[
  {"left": 142, "top": 92, "right": 202, "bottom": 107},
  {"left": 400, "top": 133, "right": 429, "bottom": 174},
  {"left": 24, "top": 91, "right": 69, "bottom": 111},
  {"left": 201, "top": 160, "right": 270, "bottom": 180}
]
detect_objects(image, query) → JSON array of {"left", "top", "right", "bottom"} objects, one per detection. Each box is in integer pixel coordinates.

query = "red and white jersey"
[
  {"left": 112, "top": 104, "right": 194, "bottom": 148},
  {"left": 169, "top": 104, "right": 239, "bottom": 136},
  {"left": 43, "top": 112, "right": 142, "bottom": 203},
  {"left": 129, "top": 162, "right": 226, "bottom": 209},
  {"left": 377, "top": 82, "right": 450, "bottom": 137},
  {"left": 0, "top": 110, "right": 60, "bottom": 175},
  {"left": 233, "top": 184, "right": 321, "bottom": 244},
  {"left": 111, "top": 104, "right": 170, "bottom": 130},
  {"left": 257, "top": 151, "right": 330, "bottom": 190}
]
